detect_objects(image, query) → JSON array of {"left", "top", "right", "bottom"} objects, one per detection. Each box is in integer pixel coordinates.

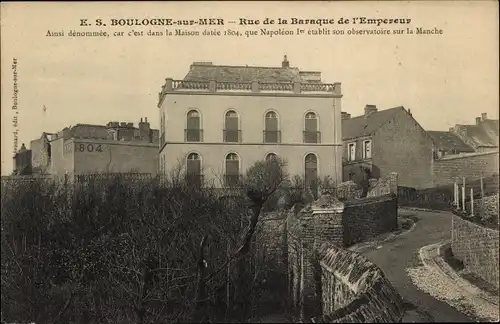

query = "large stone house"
[{"left": 157, "top": 56, "right": 344, "bottom": 187}]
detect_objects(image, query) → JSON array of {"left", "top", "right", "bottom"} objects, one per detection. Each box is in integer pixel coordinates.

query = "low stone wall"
[
  {"left": 451, "top": 215, "right": 499, "bottom": 289},
  {"left": 287, "top": 190, "right": 398, "bottom": 313},
  {"left": 343, "top": 194, "right": 398, "bottom": 247},
  {"left": 312, "top": 242, "right": 405, "bottom": 323},
  {"left": 473, "top": 193, "right": 499, "bottom": 221},
  {"left": 366, "top": 172, "right": 398, "bottom": 198}
]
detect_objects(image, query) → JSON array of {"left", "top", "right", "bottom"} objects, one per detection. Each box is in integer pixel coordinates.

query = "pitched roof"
[
  {"left": 183, "top": 62, "right": 322, "bottom": 83},
  {"left": 427, "top": 131, "right": 475, "bottom": 152},
  {"left": 342, "top": 107, "right": 403, "bottom": 140},
  {"left": 462, "top": 122, "right": 498, "bottom": 148}
]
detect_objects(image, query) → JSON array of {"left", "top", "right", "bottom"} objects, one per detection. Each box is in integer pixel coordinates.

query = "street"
[{"left": 360, "top": 210, "right": 476, "bottom": 322}]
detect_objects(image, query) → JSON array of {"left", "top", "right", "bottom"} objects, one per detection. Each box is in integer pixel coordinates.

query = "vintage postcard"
[{"left": 1, "top": 1, "right": 498, "bottom": 323}]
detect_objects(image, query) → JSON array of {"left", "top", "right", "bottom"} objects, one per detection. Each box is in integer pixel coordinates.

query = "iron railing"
[
  {"left": 223, "top": 130, "right": 242, "bottom": 143},
  {"left": 303, "top": 131, "right": 321, "bottom": 144},
  {"left": 184, "top": 129, "right": 204, "bottom": 142},
  {"left": 263, "top": 130, "right": 281, "bottom": 143}
]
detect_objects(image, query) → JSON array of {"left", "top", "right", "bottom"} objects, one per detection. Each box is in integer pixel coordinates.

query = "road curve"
[{"left": 360, "top": 210, "right": 477, "bottom": 323}]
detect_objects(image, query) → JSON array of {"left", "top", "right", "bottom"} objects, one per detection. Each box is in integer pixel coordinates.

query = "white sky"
[{"left": 1, "top": 1, "right": 498, "bottom": 175}]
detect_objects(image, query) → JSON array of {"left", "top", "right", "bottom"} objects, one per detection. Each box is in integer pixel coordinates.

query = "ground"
[
  {"left": 358, "top": 209, "right": 480, "bottom": 322},
  {"left": 252, "top": 209, "right": 496, "bottom": 323}
]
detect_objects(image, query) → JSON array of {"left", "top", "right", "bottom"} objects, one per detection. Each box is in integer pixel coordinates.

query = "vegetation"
[{"left": 0, "top": 157, "right": 328, "bottom": 324}]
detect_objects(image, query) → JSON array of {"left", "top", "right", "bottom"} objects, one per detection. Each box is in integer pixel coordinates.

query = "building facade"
[
  {"left": 12, "top": 143, "right": 32, "bottom": 175},
  {"left": 158, "top": 56, "right": 343, "bottom": 187},
  {"left": 27, "top": 118, "right": 159, "bottom": 180},
  {"left": 342, "top": 105, "right": 434, "bottom": 189}
]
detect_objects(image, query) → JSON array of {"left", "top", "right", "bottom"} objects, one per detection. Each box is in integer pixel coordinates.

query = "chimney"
[
  {"left": 364, "top": 104, "right": 378, "bottom": 116},
  {"left": 282, "top": 55, "right": 290, "bottom": 68},
  {"left": 139, "top": 116, "right": 151, "bottom": 140},
  {"left": 408, "top": 109, "right": 412, "bottom": 116},
  {"left": 341, "top": 112, "right": 351, "bottom": 120},
  {"left": 475, "top": 117, "right": 481, "bottom": 125},
  {"left": 481, "top": 112, "right": 487, "bottom": 121}
]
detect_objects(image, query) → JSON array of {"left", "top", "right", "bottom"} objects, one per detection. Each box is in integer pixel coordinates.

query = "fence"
[{"left": 398, "top": 174, "right": 499, "bottom": 211}]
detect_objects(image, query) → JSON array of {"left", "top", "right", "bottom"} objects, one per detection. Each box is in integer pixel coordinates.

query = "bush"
[{"left": 1, "top": 158, "right": 294, "bottom": 323}]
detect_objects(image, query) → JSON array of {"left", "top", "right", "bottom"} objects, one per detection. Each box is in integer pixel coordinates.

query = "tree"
[{"left": 193, "top": 157, "right": 288, "bottom": 321}]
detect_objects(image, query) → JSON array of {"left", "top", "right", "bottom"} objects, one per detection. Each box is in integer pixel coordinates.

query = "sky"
[{"left": 1, "top": 1, "right": 499, "bottom": 175}]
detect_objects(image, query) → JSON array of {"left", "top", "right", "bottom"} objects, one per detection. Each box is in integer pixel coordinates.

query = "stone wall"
[
  {"left": 366, "top": 172, "right": 398, "bottom": 198},
  {"left": 433, "top": 151, "right": 499, "bottom": 187},
  {"left": 473, "top": 193, "right": 499, "bottom": 221},
  {"left": 255, "top": 211, "right": 288, "bottom": 271},
  {"left": 287, "top": 197, "right": 345, "bottom": 309},
  {"left": 343, "top": 194, "right": 398, "bottom": 247},
  {"left": 312, "top": 242, "right": 405, "bottom": 323},
  {"left": 451, "top": 215, "right": 499, "bottom": 289},
  {"left": 286, "top": 173, "right": 399, "bottom": 316}
]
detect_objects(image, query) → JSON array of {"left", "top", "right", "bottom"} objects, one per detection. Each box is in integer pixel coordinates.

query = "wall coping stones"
[{"left": 313, "top": 242, "right": 405, "bottom": 323}]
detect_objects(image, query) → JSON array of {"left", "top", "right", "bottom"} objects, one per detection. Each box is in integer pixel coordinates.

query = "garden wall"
[{"left": 451, "top": 215, "right": 499, "bottom": 289}]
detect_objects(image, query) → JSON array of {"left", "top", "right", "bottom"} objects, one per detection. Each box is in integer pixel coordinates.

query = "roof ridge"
[
  {"left": 191, "top": 64, "right": 302, "bottom": 70},
  {"left": 345, "top": 106, "right": 403, "bottom": 120}
]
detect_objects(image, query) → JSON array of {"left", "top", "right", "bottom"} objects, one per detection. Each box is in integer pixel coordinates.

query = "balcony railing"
[
  {"left": 185, "top": 129, "right": 204, "bottom": 142},
  {"left": 224, "top": 174, "right": 241, "bottom": 187},
  {"left": 158, "top": 79, "right": 341, "bottom": 106},
  {"left": 303, "top": 131, "right": 321, "bottom": 144},
  {"left": 223, "top": 130, "right": 242, "bottom": 143},
  {"left": 185, "top": 174, "right": 204, "bottom": 187},
  {"left": 263, "top": 130, "right": 281, "bottom": 143}
]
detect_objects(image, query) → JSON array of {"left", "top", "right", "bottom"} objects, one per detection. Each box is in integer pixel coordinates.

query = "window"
[
  {"left": 264, "top": 111, "right": 280, "bottom": 143},
  {"left": 225, "top": 153, "right": 240, "bottom": 186},
  {"left": 186, "top": 110, "right": 202, "bottom": 142},
  {"left": 224, "top": 110, "right": 240, "bottom": 142},
  {"left": 304, "top": 153, "right": 318, "bottom": 190},
  {"left": 362, "top": 140, "right": 372, "bottom": 159},
  {"left": 186, "top": 153, "right": 202, "bottom": 186},
  {"left": 348, "top": 143, "right": 356, "bottom": 161},
  {"left": 265, "top": 152, "right": 278, "bottom": 161},
  {"left": 304, "top": 112, "right": 320, "bottom": 143}
]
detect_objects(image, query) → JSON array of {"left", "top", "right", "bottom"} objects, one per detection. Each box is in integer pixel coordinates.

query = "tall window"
[
  {"left": 304, "top": 153, "right": 318, "bottom": 189},
  {"left": 186, "top": 110, "right": 202, "bottom": 142},
  {"left": 264, "top": 111, "right": 280, "bottom": 143},
  {"left": 362, "top": 140, "right": 372, "bottom": 159},
  {"left": 225, "top": 153, "right": 240, "bottom": 186},
  {"left": 304, "top": 112, "right": 320, "bottom": 143},
  {"left": 224, "top": 110, "right": 240, "bottom": 143},
  {"left": 348, "top": 143, "right": 356, "bottom": 161},
  {"left": 186, "top": 153, "right": 202, "bottom": 186}
]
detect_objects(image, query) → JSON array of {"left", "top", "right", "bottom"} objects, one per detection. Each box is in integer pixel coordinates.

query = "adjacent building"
[
  {"left": 428, "top": 131, "right": 475, "bottom": 159},
  {"left": 157, "top": 56, "right": 343, "bottom": 187},
  {"left": 429, "top": 113, "right": 499, "bottom": 186},
  {"left": 27, "top": 118, "right": 159, "bottom": 180},
  {"left": 449, "top": 113, "right": 499, "bottom": 152},
  {"left": 342, "top": 105, "right": 434, "bottom": 189},
  {"left": 12, "top": 143, "right": 32, "bottom": 175}
]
